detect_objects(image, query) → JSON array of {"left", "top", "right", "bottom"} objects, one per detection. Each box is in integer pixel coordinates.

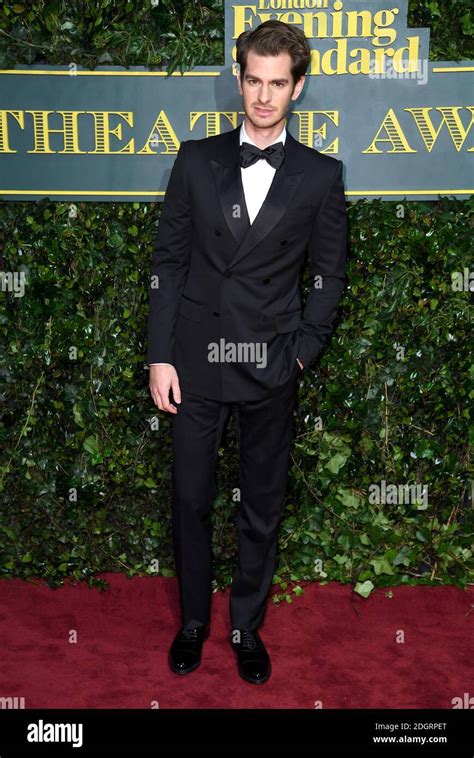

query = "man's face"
[{"left": 237, "top": 49, "right": 305, "bottom": 130}]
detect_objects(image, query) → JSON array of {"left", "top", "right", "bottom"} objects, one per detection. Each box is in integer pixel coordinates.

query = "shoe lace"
[
  {"left": 181, "top": 627, "right": 200, "bottom": 640},
  {"left": 240, "top": 630, "right": 259, "bottom": 650}
]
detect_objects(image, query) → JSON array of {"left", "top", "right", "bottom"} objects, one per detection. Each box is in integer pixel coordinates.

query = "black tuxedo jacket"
[{"left": 147, "top": 124, "right": 348, "bottom": 402}]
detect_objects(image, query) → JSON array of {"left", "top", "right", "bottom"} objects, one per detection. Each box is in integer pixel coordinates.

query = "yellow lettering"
[
  {"left": 294, "top": 110, "right": 339, "bottom": 153},
  {"left": 88, "top": 111, "right": 134, "bottom": 154},
  {"left": 25, "top": 111, "right": 86, "bottom": 154},
  {"left": 0, "top": 111, "right": 24, "bottom": 154},
  {"left": 406, "top": 106, "right": 474, "bottom": 152},
  {"left": 392, "top": 37, "right": 420, "bottom": 74},
  {"left": 363, "top": 108, "right": 417, "bottom": 153},
  {"left": 190, "top": 112, "right": 239, "bottom": 137},
  {"left": 138, "top": 110, "right": 179, "bottom": 154}
]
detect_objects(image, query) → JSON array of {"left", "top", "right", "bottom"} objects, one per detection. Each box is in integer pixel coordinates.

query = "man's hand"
[
  {"left": 296, "top": 357, "right": 304, "bottom": 371},
  {"left": 149, "top": 364, "right": 181, "bottom": 414}
]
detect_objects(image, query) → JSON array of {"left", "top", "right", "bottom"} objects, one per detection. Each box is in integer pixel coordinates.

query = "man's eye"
[{"left": 245, "top": 79, "right": 284, "bottom": 87}]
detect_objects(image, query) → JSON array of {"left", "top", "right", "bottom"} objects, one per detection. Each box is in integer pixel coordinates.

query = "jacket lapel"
[{"left": 211, "top": 125, "right": 304, "bottom": 270}]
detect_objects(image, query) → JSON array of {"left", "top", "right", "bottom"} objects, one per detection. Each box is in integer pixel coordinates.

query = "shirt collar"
[{"left": 240, "top": 120, "right": 286, "bottom": 147}]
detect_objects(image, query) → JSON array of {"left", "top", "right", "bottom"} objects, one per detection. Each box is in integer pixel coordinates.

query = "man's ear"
[
  {"left": 236, "top": 67, "right": 243, "bottom": 95},
  {"left": 291, "top": 75, "right": 305, "bottom": 101}
]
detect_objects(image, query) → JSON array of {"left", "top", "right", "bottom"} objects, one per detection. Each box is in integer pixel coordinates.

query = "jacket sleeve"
[
  {"left": 296, "top": 159, "right": 348, "bottom": 370},
  {"left": 147, "top": 141, "right": 192, "bottom": 365}
]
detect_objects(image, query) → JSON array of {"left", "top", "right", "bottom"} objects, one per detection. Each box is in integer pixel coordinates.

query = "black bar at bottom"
[{"left": 0, "top": 709, "right": 471, "bottom": 755}]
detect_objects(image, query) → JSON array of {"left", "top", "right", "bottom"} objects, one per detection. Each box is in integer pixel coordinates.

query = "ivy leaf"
[
  {"left": 72, "top": 404, "right": 85, "bottom": 428},
  {"left": 325, "top": 453, "right": 349, "bottom": 474},
  {"left": 369, "top": 557, "right": 395, "bottom": 576},
  {"left": 354, "top": 580, "right": 375, "bottom": 599},
  {"left": 83, "top": 435, "right": 99, "bottom": 455},
  {"left": 83, "top": 434, "right": 102, "bottom": 463},
  {"left": 336, "top": 488, "right": 361, "bottom": 508}
]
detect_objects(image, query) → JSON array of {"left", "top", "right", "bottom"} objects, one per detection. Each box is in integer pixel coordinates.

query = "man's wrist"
[{"left": 296, "top": 357, "right": 304, "bottom": 370}]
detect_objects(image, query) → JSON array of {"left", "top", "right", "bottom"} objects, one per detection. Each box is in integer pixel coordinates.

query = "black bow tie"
[{"left": 239, "top": 141, "right": 285, "bottom": 170}]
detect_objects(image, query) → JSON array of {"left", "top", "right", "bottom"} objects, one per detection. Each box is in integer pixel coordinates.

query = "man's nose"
[{"left": 257, "top": 86, "right": 271, "bottom": 103}]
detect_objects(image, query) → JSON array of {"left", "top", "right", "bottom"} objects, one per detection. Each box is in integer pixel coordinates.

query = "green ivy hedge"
[{"left": 0, "top": 1, "right": 472, "bottom": 600}]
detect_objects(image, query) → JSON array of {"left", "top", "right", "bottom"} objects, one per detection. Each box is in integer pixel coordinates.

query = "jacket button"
[
  {"left": 215, "top": 229, "right": 222, "bottom": 236},
  {"left": 280, "top": 239, "right": 288, "bottom": 246},
  {"left": 213, "top": 311, "right": 220, "bottom": 317},
  {"left": 262, "top": 278, "right": 271, "bottom": 284},
  {"left": 224, "top": 270, "right": 232, "bottom": 278}
]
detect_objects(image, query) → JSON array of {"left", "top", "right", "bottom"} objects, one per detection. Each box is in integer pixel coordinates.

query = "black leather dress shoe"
[
  {"left": 231, "top": 628, "right": 271, "bottom": 684},
  {"left": 169, "top": 624, "right": 210, "bottom": 675}
]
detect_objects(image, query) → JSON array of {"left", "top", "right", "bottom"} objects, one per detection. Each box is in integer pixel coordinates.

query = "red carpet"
[{"left": 1, "top": 573, "right": 472, "bottom": 708}]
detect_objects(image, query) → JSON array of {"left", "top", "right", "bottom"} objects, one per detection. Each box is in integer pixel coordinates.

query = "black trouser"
[{"left": 170, "top": 364, "right": 299, "bottom": 632}]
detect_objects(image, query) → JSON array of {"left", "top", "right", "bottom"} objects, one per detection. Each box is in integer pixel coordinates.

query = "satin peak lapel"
[{"left": 211, "top": 127, "right": 304, "bottom": 269}]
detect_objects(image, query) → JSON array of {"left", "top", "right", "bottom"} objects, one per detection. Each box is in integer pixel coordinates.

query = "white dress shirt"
[
  {"left": 239, "top": 120, "right": 287, "bottom": 224},
  {"left": 150, "top": 121, "right": 303, "bottom": 369}
]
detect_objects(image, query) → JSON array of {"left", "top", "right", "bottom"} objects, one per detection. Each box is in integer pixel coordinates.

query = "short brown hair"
[{"left": 236, "top": 20, "right": 311, "bottom": 86}]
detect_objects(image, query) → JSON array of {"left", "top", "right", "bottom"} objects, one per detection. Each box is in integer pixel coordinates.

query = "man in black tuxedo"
[{"left": 148, "top": 20, "right": 348, "bottom": 685}]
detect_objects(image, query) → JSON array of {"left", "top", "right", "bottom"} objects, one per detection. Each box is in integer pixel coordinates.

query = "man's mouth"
[{"left": 254, "top": 107, "right": 274, "bottom": 117}]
